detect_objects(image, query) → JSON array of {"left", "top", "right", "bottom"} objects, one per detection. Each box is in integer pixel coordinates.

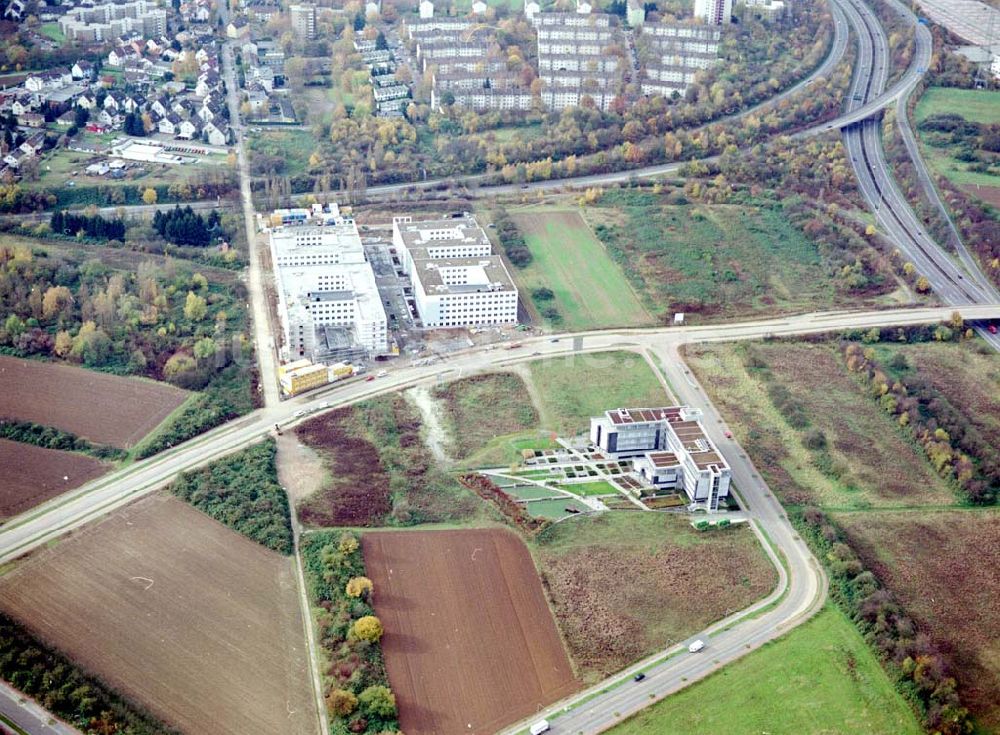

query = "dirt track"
[
  {"left": 363, "top": 529, "right": 580, "bottom": 735},
  {"left": 0, "top": 356, "right": 188, "bottom": 448},
  {"left": 0, "top": 439, "right": 108, "bottom": 518},
  {"left": 0, "top": 495, "right": 316, "bottom": 735}
]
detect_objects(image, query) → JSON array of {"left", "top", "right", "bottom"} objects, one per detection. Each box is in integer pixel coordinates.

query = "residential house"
[
  {"left": 178, "top": 118, "right": 200, "bottom": 139},
  {"left": 16, "top": 112, "right": 46, "bottom": 128},
  {"left": 159, "top": 112, "right": 182, "bottom": 135},
  {"left": 19, "top": 133, "right": 46, "bottom": 157},
  {"left": 71, "top": 61, "right": 96, "bottom": 80},
  {"left": 226, "top": 18, "right": 250, "bottom": 39},
  {"left": 203, "top": 121, "right": 228, "bottom": 146},
  {"left": 76, "top": 92, "right": 98, "bottom": 110}
]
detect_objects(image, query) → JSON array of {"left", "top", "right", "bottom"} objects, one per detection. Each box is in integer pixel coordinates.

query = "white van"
[
  {"left": 530, "top": 720, "right": 551, "bottom": 735},
  {"left": 688, "top": 639, "right": 706, "bottom": 653}
]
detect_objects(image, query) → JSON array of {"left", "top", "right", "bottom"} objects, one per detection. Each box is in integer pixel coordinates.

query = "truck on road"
[
  {"left": 688, "top": 639, "right": 706, "bottom": 653},
  {"left": 530, "top": 720, "right": 550, "bottom": 734}
]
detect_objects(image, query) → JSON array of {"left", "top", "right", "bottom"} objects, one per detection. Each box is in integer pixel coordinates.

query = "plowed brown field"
[
  {"left": 0, "top": 438, "right": 109, "bottom": 518},
  {"left": 0, "top": 495, "right": 316, "bottom": 735},
  {"left": 0, "top": 356, "right": 187, "bottom": 448},
  {"left": 363, "top": 529, "right": 580, "bottom": 735}
]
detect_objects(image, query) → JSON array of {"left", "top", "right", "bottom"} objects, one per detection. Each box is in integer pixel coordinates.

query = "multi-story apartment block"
[
  {"left": 268, "top": 205, "right": 388, "bottom": 360},
  {"left": 431, "top": 72, "right": 532, "bottom": 110},
  {"left": 638, "top": 23, "right": 722, "bottom": 98},
  {"left": 590, "top": 406, "right": 732, "bottom": 510},
  {"left": 290, "top": 3, "right": 317, "bottom": 40},
  {"left": 392, "top": 216, "right": 519, "bottom": 329},
  {"left": 535, "top": 12, "right": 626, "bottom": 111},
  {"left": 694, "top": 0, "right": 733, "bottom": 24},
  {"left": 59, "top": 0, "right": 167, "bottom": 42},
  {"left": 533, "top": 11, "right": 611, "bottom": 27}
]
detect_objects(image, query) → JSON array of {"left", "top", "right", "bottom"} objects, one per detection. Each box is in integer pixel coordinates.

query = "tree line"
[
  {"left": 50, "top": 210, "right": 126, "bottom": 241},
  {"left": 152, "top": 206, "right": 224, "bottom": 247},
  {"left": 301, "top": 531, "right": 401, "bottom": 735},
  {"left": 796, "top": 508, "right": 972, "bottom": 735},
  {"left": 0, "top": 417, "right": 124, "bottom": 460},
  {"left": 0, "top": 612, "right": 178, "bottom": 735}
]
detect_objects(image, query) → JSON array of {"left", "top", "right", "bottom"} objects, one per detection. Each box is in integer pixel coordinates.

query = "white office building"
[
  {"left": 268, "top": 204, "right": 388, "bottom": 360},
  {"left": 392, "top": 215, "right": 519, "bottom": 329},
  {"left": 590, "top": 406, "right": 732, "bottom": 510}
]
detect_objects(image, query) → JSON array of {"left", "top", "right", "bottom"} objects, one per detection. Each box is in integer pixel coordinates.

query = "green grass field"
[
  {"left": 585, "top": 192, "right": 840, "bottom": 321},
  {"left": 247, "top": 129, "right": 315, "bottom": 178},
  {"left": 607, "top": 605, "right": 923, "bottom": 735},
  {"left": 511, "top": 207, "right": 654, "bottom": 331},
  {"left": 559, "top": 480, "right": 618, "bottom": 496},
  {"left": 915, "top": 87, "right": 1000, "bottom": 126},
  {"left": 39, "top": 23, "right": 66, "bottom": 43},
  {"left": 528, "top": 351, "right": 668, "bottom": 435},
  {"left": 525, "top": 497, "right": 589, "bottom": 519},
  {"left": 914, "top": 86, "right": 1000, "bottom": 189}
]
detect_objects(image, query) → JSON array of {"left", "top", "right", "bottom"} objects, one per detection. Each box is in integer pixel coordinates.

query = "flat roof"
[
  {"left": 646, "top": 451, "right": 680, "bottom": 468},
  {"left": 606, "top": 407, "right": 682, "bottom": 425}
]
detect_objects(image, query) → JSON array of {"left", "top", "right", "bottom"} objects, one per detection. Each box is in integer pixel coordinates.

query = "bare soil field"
[
  {"left": 532, "top": 513, "right": 778, "bottom": 680},
  {"left": 961, "top": 183, "right": 1000, "bottom": 209},
  {"left": 363, "top": 529, "right": 580, "bottom": 734},
  {"left": 0, "top": 438, "right": 109, "bottom": 519},
  {"left": 296, "top": 397, "right": 484, "bottom": 527},
  {"left": 0, "top": 495, "right": 316, "bottom": 735},
  {"left": 0, "top": 356, "right": 188, "bottom": 448},
  {"left": 835, "top": 510, "right": 1000, "bottom": 731}
]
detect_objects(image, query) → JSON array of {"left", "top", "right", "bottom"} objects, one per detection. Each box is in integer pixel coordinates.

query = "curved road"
[{"left": 2, "top": 308, "right": 1000, "bottom": 735}]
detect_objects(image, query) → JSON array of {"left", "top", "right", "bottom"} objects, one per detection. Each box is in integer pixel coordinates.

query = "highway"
[{"left": 839, "top": 0, "right": 1000, "bottom": 351}]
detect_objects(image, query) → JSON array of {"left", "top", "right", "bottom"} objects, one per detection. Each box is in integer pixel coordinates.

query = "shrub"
[
  {"left": 327, "top": 689, "right": 358, "bottom": 717},
  {"left": 169, "top": 439, "right": 293, "bottom": 554},
  {"left": 352, "top": 616, "right": 384, "bottom": 643},
  {"left": 346, "top": 577, "right": 374, "bottom": 600}
]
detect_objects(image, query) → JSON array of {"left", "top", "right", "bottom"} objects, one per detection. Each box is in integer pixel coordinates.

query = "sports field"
[
  {"left": 0, "top": 495, "right": 315, "bottom": 735},
  {"left": 362, "top": 529, "right": 580, "bottom": 734},
  {"left": 608, "top": 605, "right": 922, "bottom": 735},
  {"left": 511, "top": 208, "right": 654, "bottom": 331}
]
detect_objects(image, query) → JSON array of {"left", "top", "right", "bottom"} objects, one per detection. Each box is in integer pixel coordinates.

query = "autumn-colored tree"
[
  {"left": 142, "top": 187, "right": 158, "bottom": 205},
  {"left": 345, "top": 576, "right": 373, "bottom": 599},
  {"left": 327, "top": 688, "right": 358, "bottom": 717},
  {"left": 338, "top": 532, "right": 359, "bottom": 554},
  {"left": 42, "top": 285, "right": 73, "bottom": 320},
  {"left": 184, "top": 291, "right": 208, "bottom": 321},
  {"left": 351, "top": 615, "right": 383, "bottom": 643}
]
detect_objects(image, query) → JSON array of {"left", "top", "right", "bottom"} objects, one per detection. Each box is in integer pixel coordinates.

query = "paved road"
[
  {"left": 840, "top": 0, "right": 1000, "bottom": 351},
  {"left": 0, "top": 682, "right": 80, "bottom": 735},
  {"left": 220, "top": 40, "right": 280, "bottom": 408},
  {"left": 4, "top": 305, "right": 996, "bottom": 568}
]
